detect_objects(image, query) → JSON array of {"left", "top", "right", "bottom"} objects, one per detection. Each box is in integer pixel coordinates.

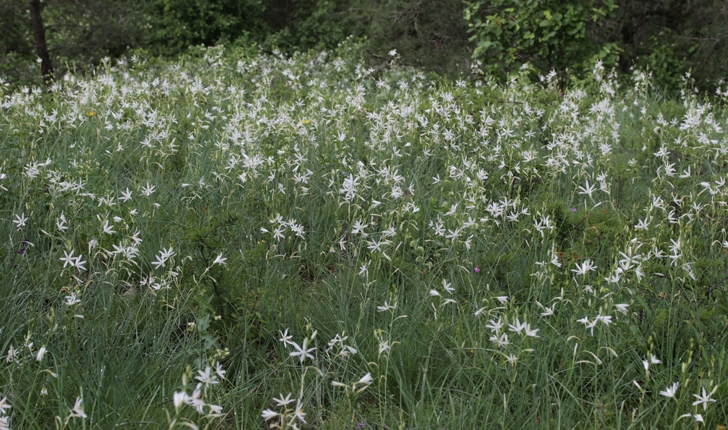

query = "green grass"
[{"left": 1, "top": 45, "right": 727, "bottom": 429}]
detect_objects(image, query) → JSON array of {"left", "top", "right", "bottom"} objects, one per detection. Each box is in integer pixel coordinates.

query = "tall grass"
[{"left": 1, "top": 44, "right": 727, "bottom": 428}]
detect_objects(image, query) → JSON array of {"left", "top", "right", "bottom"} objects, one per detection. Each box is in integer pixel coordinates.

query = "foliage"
[
  {"left": 0, "top": 1, "right": 37, "bottom": 86},
  {"left": 144, "top": 0, "right": 472, "bottom": 75},
  {"left": 3, "top": 0, "right": 728, "bottom": 92},
  {"left": 145, "top": 0, "right": 266, "bottom": 55},
  {"left": 0, "top": 0, "right": 149, "bottom": 88},
  {"left": 143, "top": 0, "right": 349, "bottom": 56},
  {"left": 613, "top": 0, "right": 728, "bottom": 93},
  {"left": 465, "top": 0, "right": 620, "bottom": 82},
  {"left": 344, "top": 0, "right": 472, "bottom": 76}
]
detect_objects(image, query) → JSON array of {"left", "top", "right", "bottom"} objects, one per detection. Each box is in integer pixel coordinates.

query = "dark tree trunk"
[{"left": 29, "top": 0, "right": 54, "bottom": 85}]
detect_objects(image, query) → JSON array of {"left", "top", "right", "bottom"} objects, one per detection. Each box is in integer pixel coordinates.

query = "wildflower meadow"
[{"left": 1, "top": 43, "right": 728, "bottom": 428}]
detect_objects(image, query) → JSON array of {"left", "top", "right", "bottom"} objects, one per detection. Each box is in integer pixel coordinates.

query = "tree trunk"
[{"left": 29, "top": 0, "right": 54, "bottom": 85}]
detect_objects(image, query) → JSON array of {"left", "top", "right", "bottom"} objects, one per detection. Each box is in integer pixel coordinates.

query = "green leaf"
[{"left": 629, "top": 324, "right": 647, "bottom": 347}]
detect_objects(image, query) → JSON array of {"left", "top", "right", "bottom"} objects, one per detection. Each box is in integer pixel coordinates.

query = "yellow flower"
[
  {"left": 302, "top": 119, "right": 310, "bottom": 125},
  {"left": 88, "top": 111, "right": 95, "bottom": 117}
]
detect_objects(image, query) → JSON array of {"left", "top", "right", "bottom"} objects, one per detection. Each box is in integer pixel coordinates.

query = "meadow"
[{"left": 1, "top": 42, "right": 727, "bottom": 429}]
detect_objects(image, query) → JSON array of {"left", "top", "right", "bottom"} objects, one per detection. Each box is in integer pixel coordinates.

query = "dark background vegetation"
[{"left": 2, "top": 0, "right": 728, "bottom": 92}]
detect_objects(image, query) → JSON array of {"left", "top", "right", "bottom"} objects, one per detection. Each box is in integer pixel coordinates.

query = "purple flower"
[
  {"left": 358, "top": 422, "right": 366, "bottom": 429},
  {"left": 571, "top": 207, "right": 577, "bottom": 213},
  {"left": 17, "top": 238, "right": 30, "bottom": 255},
  {"left": 474, "top": 267, "right": 480, "bottom": 273}
]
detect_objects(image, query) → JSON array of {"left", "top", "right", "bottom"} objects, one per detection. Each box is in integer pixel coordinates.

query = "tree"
[{"left": 29, "top": 0, "right": 54, "bottom": 85}]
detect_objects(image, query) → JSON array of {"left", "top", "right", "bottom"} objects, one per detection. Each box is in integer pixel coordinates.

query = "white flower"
[
  {"left": 692, "top": 386, "right": 717, "bottom": 410},
  {"left": 659, "top": 382, "right": 679, "bottom": 398},
  {"left": 577, "top": 316, "right": 600, "bottom": 335},
  {"left": 60, "top": 249, "right": 77, "bottom": 268},
  {"left": 442, "top": 279, "right": 454, "bottom": 293},
  {"left": 357, "top": 373, "right": 373, "bottom": 385},
  {"left": 642, "top": 354, "right": 661, "bottom": 371},
  {"left": 36, "top": 346, "right": 47, "bottom": 362},
  {"left": 13, "top": 213, "right": 28, "bottom": 229},
  {"left": 679, "top": 413, "right": 704, "bottom": 423},
  {"left": 598, "top": 315, "right": 613, "bottom": 326},
  {"left": 73, "top": 255, "right": 87, "bottom": 272},
  {"left": 524, "top": 323, "right": 539, "bottom": 338},
  {"left": 537, "top": 301, "right": 555, "bottom": 317},
  {"left": 366, "top": 238, "right": 391, "bottom": 254},
  {"left": 634, "top": 217, "right": 649, "bottom": 230},
  {"left": 272, "top": 393, "right": 295, "bottom": 406},
  {"left": 577, "top": 179, "right": 596, "bottom": 200},
  {"left": 339, "top": 173, "right": 359, "bottom": 202},
  {"left": 151, "top": 247, "right": 175, "bottom": 269},
  {"left": 119, "top": 187, "right": 132, "bottom": 202},
  {"left": 173, "top": 391, "right": 188, "bottom": 410},
  {"left": 508, "top": 318, "right": 526, "bottom": 334},
  {"left": 615, "top": 303, "right": 629, "bottom": 315},
  {"left": 141, "top": 183, "right": 156, "bottom": 196},
  {"left": 490, "top": 332, "right": 510, "bottom": 348},
  {"left": 293, "top": 401, "right": 306, "bottom": 423},
  {"left": 485, "top": 317, "right": 503, "bottom": 333},
  {"left": 377, "top": 301, "right": 395, "bottom": 312},
  {"left": 261, "top": 409, "right": 279, "bottom": 420},
  {"left": 102, "top": 220, "right": 116, "bottom": 235},
  {"left": 212, "top": 253, "right": 227, "bottom": 266},
  {"left": 58, "top": 248, "right": 87, "bottom": 272},
  {"left": 572, "top": 259, "right": 597, "bottom": 276},
  {"left": 278, "top": 329, "right": 293, "bottom": 346},
  {"left": 289, "top": 338, "right": 315, "bottom": 363},
  {"left": 358, "top": 264, "right": 369, "bottom": 277},
  {"left": 214, "top": 362, "right": 226, "bottom": 380},
  {"left": 65, "top": 292, "right": 81, "bottom": 306},
  {"left": 57, "top": 214, "right": 69, "bottom": 231},
  {"left": 0, "top": 396, "right": 10, "bottom": 415},
  {"left": 378, "top": 339, "right": 390, "bottom": 354},
  {"left": 188, "top": 384, "right": 205, "bottom": 414},
  {"left": 195, "top": 366, "right": 219, "bottom": 386},
  {"left": 71, "top": 397, "right": 87, "bottom": 418},
  {"left": 6, "top": 346, "right": 18, "bottom": 363}
]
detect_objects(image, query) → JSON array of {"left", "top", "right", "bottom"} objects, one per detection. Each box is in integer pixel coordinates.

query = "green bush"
[
  {"left": 465, "top": 0, "right": 620, "bottom": 83},
  {"left": 3, "top": 0, "right": 728, "bottom": 92}
]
